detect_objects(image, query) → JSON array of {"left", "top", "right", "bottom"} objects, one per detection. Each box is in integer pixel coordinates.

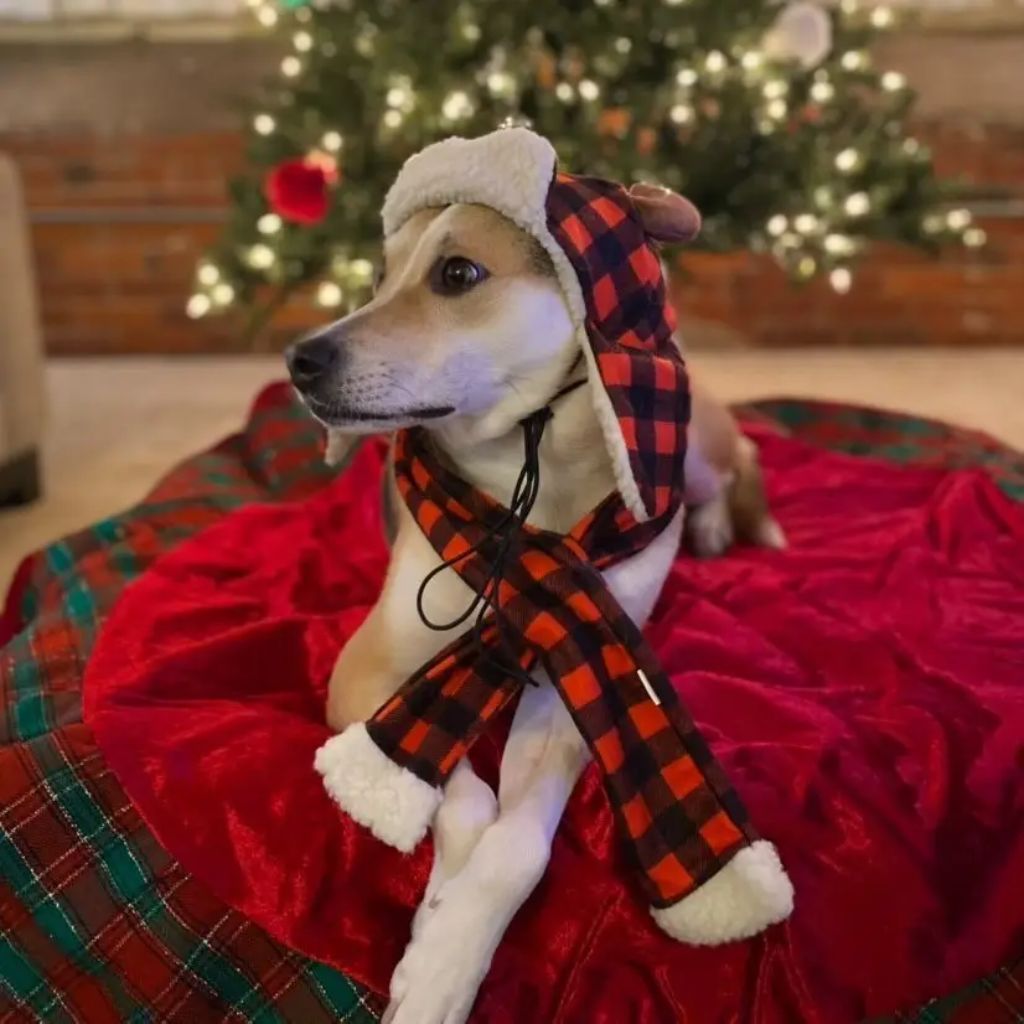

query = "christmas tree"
[{"left": 188, "top": 0, "right": 983, "bottom": 330}]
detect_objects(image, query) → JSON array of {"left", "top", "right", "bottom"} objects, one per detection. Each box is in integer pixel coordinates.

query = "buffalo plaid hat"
[
  {"left": 316, "top": 128, "right": 793, "bottom": 943},
  {"left": 379, "top": 126, "right": 688, "bottom": 523}
]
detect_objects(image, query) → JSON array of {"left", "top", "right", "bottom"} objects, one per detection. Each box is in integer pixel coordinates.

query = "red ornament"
[{"left": 264, "top": 155, "right": 338, "bottom": 225}]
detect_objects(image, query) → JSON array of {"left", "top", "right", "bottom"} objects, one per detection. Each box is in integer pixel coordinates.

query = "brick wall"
[{"left": 1, "top": 33, "right": 1022, "bottom": 354}]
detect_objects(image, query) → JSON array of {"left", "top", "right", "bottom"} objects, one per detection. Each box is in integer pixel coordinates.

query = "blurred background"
[{"left": 1, "top": 0, "right": 1023, "bottom": 587}]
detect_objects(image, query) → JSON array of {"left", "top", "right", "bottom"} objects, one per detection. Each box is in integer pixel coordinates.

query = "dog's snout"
[{"left": 286, "top": 334, "right": 341, "bottom": 389}]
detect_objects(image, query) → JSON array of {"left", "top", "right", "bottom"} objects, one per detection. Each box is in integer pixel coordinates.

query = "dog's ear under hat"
[
  {"left": 381, "top": 127, "right": 691, "bottom": 524},
  {"left": 628, "top": 183, "right": 702, "bottom": 245}
]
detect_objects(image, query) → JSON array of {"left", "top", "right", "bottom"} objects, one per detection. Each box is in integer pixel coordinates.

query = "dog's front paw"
[{"left": 382, "top": 886, "right": 497, "bottom": 1024}]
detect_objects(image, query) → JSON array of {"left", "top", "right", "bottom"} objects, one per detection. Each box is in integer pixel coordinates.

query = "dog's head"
[
  {"left": 287, "top": 203, "right": 575, "bottom": 440},
  {"left": 286, "top": 186, "right": 699, "bottom": 442}
]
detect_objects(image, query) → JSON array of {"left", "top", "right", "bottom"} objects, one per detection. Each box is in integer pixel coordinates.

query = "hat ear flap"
[{"left": 628, "top": 183, "right": 701, "bottom": 244}]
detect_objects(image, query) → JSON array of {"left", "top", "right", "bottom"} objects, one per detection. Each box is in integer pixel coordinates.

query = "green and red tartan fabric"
[
  {"left": 2, "top": 387, "right": 1022, "bottom": 1022},
  {"left": 1, "top": 387, "right": 381, "bottom": 1024}
]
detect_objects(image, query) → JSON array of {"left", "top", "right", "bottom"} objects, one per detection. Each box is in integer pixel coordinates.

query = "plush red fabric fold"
[{"left": 83, "top": 425, "right": 1024, "bottom": 1023}]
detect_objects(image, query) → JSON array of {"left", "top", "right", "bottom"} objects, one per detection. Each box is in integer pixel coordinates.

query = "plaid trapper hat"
[{"left": 315, "top": 128, "right": 793, "bottom": 940}]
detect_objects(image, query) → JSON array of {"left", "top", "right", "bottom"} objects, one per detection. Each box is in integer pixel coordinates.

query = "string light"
[
  {"left": 186, "top": 294, "right": 212, "bottom": 319},
  {"left": 257, "top": 213, "right": 282, "bottom": 235},
  {"left": 247, "top": 244, "right": 275, "bottom": 270},
  {"left": 555, "top": 82, "right": 575, "bottom": 102},
  {"left": 810, "top": 81, "right": 834, "bottom": 103},
  {"left": 741, "top": 50, "right": 763, "bottom": 72},
  {"left": 615, "top": 37, "right": 633, "bottom": 54},
  {"left": 840, "top": 0, "right": 858, "bottom": 12},
  {"left": 387, "top": 86, "right": 410, "bottom": 108},
  {"left": 486, "top": 71, "right": 515, "bottom": 97},
  {"left": 321, "top": 131, "right": 343, "bottom": 152},
  {"left": 383, "top": 109, "right": 404, "bottom": 128},
  {"left": 670, "top": 103, "right": 694, "bottom": 125},
  {"left": 664, "top": 0, "right": 686, "bottom": 6},
  {"left": 766, "top": 99, "right": 788, "bottom": 120},
  {"left": 835, "top": 148, "right": 860, "bottom": 173},
  {"left": 349, "top": 258, "right": 375, "bottom": 282},
  {"left": 461, "top": 22, "right": 481, "bottom": 42},
  {"left": 814, "top": 186, "right": 833, "bottom": 208},
  {"left": 281, "top": 56, "right": 302, "bottom": 78},
  {"left": 797, "top": 255, "right": 817, "bottom": 279},
  {"left": 794, "top": 213, "right": 820, "bottom": 234},
  {"left": 676, "top": 68, "right": 698, "bottom": 87},
  {"left": 763, "top": 80, "right": 787, "bottom": 100},
  {"left": 923, "top": 213, "right": 945, "bottom": 234},
  {"left": 579, "top": 79, "right": 600, "bottom": 101},
  {"left": 767, "top": 214, "right": 788, "bottom": 237},
  {"left": 317, "top": 282, "right": 344, "bottom": 307},
  {"left": 253, "top": 113, "right": 275, "bottom": 135},
  {"left": 881, "top": 71, "right": 906, "bottom": 92},
  {"left": 441, "top": 90, "right": 475, "bottom": 121},
  {"left": 293, "top": 31, "right": 313, "bottom": 52},
  {"left": 704, "top": 50, "right": 727, "bottom": 73},
  {"left": 870, "top": 5, "right": 894, "bottom": 28},
  {"left": 255, "top": 5, "right": 277, "bottom": 27},
  {"left": 903, "top": 138, "right": 921, "bottom": 157},
  {"left": 830, "top": 268, "right": 853, "bottom": 293},
  {"left": 841, "top": 51, "right": 867, "bottom": 71},
  {"left": 963, "top": 227, "right": 987, "bottom": 248},
  {"left": 844, "top": 192, "right": 870, "bottom": 217},
  {"left": 386, "top": 76, "right": 415, "bottom": 113},
  {"left": 197, "top": 262, "right": 220, "bottom": 286},
  {"left": 354, "top": 27, "right": 376, "bottom": 57},
  {"left": 824, "top": 233, "right": 855, "bottom": 256},
  {"left": 946, "top": 208, "right": 972, "bottom": 231},
  {"left": 212, "top": 282, "right": 235, "bottom": 305}
]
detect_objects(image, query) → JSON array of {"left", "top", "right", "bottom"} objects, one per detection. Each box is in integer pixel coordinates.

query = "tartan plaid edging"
[{"left": 1, "top": 384, "right": 380, "bottom": 1023}]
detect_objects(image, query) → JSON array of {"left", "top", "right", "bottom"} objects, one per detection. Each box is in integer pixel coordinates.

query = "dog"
[{"left": 287, "top": 193, "right": 784, "bottom": 1024}]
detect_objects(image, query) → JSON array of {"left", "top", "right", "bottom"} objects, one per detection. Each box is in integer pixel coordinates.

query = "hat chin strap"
[{"left": 413, "top": 365, "right": 590, "bottom": 685}]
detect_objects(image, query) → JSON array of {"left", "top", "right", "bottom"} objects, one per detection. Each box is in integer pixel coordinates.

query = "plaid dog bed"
[{"left": 2, "top": 385, "right": 1022, "bottom": 1023}]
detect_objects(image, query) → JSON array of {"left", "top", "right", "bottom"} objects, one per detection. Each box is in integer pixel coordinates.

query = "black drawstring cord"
[{"left": 415, "top": 376, "right": 587, "bottom": 686}]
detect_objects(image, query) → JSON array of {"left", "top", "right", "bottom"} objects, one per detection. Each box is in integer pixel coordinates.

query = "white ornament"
[{"left": 763, "top": 2, "right": 833, "bottom": 70}]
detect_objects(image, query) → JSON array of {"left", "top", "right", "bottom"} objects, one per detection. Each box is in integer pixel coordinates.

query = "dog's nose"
[{"left": 286, "top": 335, "right": 340, "bottom": 388}]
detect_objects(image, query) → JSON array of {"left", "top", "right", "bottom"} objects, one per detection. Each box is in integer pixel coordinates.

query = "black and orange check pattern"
[
  {"left": 547, "top": 172, "right": 691, "bottom": 521},
  {"left": 369, "top": 428, "right": 756, "bottom": 908}
]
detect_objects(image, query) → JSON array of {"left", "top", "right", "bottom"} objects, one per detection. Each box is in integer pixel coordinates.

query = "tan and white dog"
[{"left": 288, "top": 148, "right": 789, "bottom": 1024}]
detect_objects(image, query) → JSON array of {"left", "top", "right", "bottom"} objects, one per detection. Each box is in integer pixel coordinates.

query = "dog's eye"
[{"left": 433, "top": 256, "right": 488, "bottom": 295}]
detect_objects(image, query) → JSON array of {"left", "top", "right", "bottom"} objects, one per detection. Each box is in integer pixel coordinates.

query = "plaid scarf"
[
  {"left": 360, "top": 171, "right": 758, "bottom": 908},
  {"left": 367, "top": 427, "right": 757, "bottom": 908}
]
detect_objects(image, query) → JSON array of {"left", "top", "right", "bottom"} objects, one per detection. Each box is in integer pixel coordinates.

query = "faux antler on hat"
[{"left": 315, "top": 128, "right": 792, "bottom": 944}]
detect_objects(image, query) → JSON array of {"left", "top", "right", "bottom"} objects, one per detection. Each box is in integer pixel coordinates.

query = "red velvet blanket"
[
  {"left": 3, "top": 387, "right": 1022, "bottom": 1023},
  {"left": 79, "top": 394, "right": 1024, "bottom": 1023}
]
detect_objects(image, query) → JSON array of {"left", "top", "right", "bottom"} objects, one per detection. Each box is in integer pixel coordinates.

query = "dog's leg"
[
  {"left": 684, "top": 434, "right": 785, "bottom": 559},
  {"left": 384, "top": 681, "right": 588, "bottom": 1024},
  {"left": 410, "top": 758, "right": 498, "bottom": 939}
]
